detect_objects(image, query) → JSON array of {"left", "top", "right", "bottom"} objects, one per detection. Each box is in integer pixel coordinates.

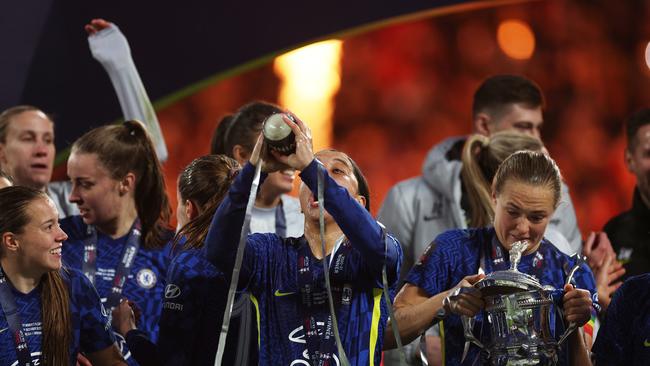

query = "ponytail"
[
  {"left": 461, "top": 131, "right": 544, "bottom": 227},
  {"left": 210, "top": 115, "right": 234, "bottom": 155},
  {"left": 72, "top": 120, "right": 171, "bottom": 249},
  {"left": 461, "top": 134, "right": 494, "bottom": 227},
  {"left": 41, "top": 270, "right": 72, "bottom": 366},
  {"left": 173, "top": 155, "right": 240, "bottom": 250}
]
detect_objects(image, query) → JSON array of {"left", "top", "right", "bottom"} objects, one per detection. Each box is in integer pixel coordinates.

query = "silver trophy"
[{"left": 461, "top": 241, "right": 584, "bottom": 365}]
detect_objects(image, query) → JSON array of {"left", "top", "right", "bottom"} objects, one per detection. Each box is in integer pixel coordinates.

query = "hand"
[
  {"left": 249, "top": 134, "right": 290, "bottom": 173},
  {"left": 76, "top": 353, "right": 93, "bottom": 366},
  {"left": 445, "top": 274, "right": 485, "bottom": 317},
  {"left": 85, "top": 18, "right": 112, "bottom": 36},
  {"left": 562, "top": 284, "right": 592, "bottom": 326},
  {"left": 582, "top": 231, "right": 615, "bottom": 270},
  {"left": 594, "top": 252, "right": 625, "bottom": 311},
  {"left": 270, "top": 112, "right": 314, "bottom": 171},
  {"left": 111, "top": 299, "right": 138, "bottom": 336}
]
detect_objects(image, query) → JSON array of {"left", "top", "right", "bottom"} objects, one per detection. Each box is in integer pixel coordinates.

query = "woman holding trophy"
[{"left": 386, "top": 151, "right": 596, "bottom": 365}]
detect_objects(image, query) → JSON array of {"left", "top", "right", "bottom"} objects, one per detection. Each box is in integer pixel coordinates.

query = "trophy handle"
[
  {"left": 557, "top": 322, "right": 577, "bottom": 345},
  {"left": 556, "top": 254, "right": 585, "bottom": 345},
  {"left": 461, "top": 314, "right": 485, "bottom": 350}
]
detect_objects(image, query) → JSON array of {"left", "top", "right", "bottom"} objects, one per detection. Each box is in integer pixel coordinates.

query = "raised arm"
[
  {"left": 86, "top": 19, "right": 168, "bottom": 162},
  {"left": 299, "top": 159, "right": 401, "bottom": 282},
  {"left": 204, "top": 161, "right": 264, "bottom": 277}
]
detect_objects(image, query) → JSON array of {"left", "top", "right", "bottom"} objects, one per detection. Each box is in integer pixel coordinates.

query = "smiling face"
[
  {"left": 492, "top": 179, "right": 556, "bottom": 253},
  {"left": 67, "top": 152, "right": 126, "bottom": 227},
  {"left": 299, "top": 150, "right": 366, "bottom": 223},
  {"left": 0, "top": 110, "right": 55, "bottom": 190},
  {"left": 9, "top": 196, "right": 68, "bottom": 273}
]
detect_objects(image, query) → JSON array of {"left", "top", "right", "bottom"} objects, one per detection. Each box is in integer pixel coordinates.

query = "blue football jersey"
[
  {"left": 593, "top": 273, "right": 650, "bottom": 365},
  {"left": 0, "top": 268, "right": 115, "bottom": 365},
  {"left": 406, "top": 227, "right": 599, "bottom": 366},
  {"left": 157, "top": 249, "right": 257, "bottom": 366},
  {"left": 61, "top": 216, "right": 172, "bottom": 365},
  {"left": 205, "top": 161, "right": 403, "bottom": 366}
]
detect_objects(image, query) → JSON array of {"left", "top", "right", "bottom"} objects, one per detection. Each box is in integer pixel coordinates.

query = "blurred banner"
[{"left": 0, "top": 0, "right": 523, "bottom": 151}]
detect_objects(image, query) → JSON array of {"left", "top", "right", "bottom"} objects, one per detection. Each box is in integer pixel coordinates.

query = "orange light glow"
[
  {"left": 273, "top": 40, "right": 343, "bottom": 151},
  {"left": 497, "top": 19, "right": 535, "bottom": 60},
  {"left": 645, "top": 42, "right": 650, "bottom": 70}
]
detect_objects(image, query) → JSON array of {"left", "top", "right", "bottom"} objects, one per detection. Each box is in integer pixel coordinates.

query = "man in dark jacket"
[{"left": 604, "top": 108, "right": 650, "bottom": 280}]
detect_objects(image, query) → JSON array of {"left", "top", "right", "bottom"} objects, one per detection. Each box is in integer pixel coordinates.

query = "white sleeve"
[{"left": 88, "top": 25, "right": 168, "bottom": 162}]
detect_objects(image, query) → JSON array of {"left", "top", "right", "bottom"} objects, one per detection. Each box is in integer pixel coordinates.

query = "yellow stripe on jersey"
[
  {"left": 250, "top": 294, "right": 261, "bottom": 347},
  {"left": 369, "top": 288, "right": 383, "bottom": 365},
  {"left": 440, "top": 320, "right": 446, "bottom": 365}
]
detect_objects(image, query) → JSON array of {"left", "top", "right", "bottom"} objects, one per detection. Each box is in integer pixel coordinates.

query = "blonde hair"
[{"left": 461, "top": 131, "right": 544, "bottom": 227}]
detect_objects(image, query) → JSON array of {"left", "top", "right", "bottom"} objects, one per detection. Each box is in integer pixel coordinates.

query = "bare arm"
[
  {"left": 384, "top": 284, "right": 448, "bottom": 349},
  {"left": 384, "top": 273, "right": 485, "bottom": 349},
  {"left": 86, "top": 343, "right": 127, "bottom": 366},
  {"left": 569, "top": 330, "right": 592, "bottom": 366}
]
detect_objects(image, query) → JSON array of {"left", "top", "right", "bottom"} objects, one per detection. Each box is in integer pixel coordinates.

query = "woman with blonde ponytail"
[
  {"left": 0, "top": 186, "right": 125, "bottom": 365},
  {"left": 61, "top": 120, "right": 174, "bottom": 365},
  {"left": 460, "top": 131, "right": 544, "bottom": 228}
]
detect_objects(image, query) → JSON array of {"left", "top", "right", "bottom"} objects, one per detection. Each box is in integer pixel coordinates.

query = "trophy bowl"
[{"left": 461, "top": 241, "right": 582, "bottom": 365}]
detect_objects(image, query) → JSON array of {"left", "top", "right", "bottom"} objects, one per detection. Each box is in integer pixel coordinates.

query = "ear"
[
  {"left": 186, "top": 200, "right": 200, "bottom": 221},
  {"left": 491, "top": 187, "right": 498, "bottom": 206},
  {"left": 473, "top": 113, "right": 493, "bottom": 136},
  {"left": 356, "top": 195, "right": 367, "bottom": 209},
  {"left": 119, "top": 172, "right": 137, "bottom": 196},
  {"left": 624, "top": 149, "right": 635, "bottom": 174},
  {"left": 2, "top": 232, "right": 20, "bottom": 253},
  {"left": 232, "top": 145, "right": 250, "bottom": 166}
]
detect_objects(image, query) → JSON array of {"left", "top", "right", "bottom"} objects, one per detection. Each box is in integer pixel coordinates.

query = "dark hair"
[
  {"left": 315, "top": 149, "right": 371, "bottom": 211},
  {"left": 212, "top": 101, "right": 282, "bottom": 159},
  {"left": 625, "top": 108, "right": 650, "bottom": 152},
  {"left": 0, "top": 187, "right": 71, "bottom": 366},
  {"left": 210, "top": 114, "right": 234, "bottom": 155},
  {"left": 493, "top": 150, "right": 561, "bottom": 209},
  {"left": 0, "top": 105, "right": 53, "bottom": 143},
  {"left": 174, "top": 155, "right": 240, "bottom": 250},
  {"left": 461, "top": 131, "right": 544, "bottom": 227},
  {"left": 472, "top": 75, "right": 544, "bottom": 119},
  {"left": 71, "top": 120, "right": 171, "bottom": 249}
]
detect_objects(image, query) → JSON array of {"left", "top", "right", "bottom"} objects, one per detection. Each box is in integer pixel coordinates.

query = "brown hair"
[
  {"left": 211, "top": 101, "right": 282, "bottom": 158},
  {"left": 461, "top": 131, "right": 544, "bottom": 227},
  {"left": 472, "top": 75, "right": 545, "bottom": 120},
  {"left": 72, "top": 120, "right": 171, "bottom": 249},
  {"left": 174, "top": 155, "right": 240, "bottom": 250},
  {"left": 0, "top": 105, "right": 52, "bottom": 143},
  {"left": 493, "top": 150, "right": 562, "bottom": 209},
  {"left": 0, "top": 186, "right": 71, "bottom": 366}
]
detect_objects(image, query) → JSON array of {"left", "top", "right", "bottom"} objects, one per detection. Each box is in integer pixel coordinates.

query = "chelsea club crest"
[{"left": 136, "top": 268, "right": 157, "bottom": 289}]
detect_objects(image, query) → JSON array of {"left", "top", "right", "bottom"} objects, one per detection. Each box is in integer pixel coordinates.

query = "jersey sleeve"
[
  {"left": 592, "top": 278, "right": 634, "bottom": 365},
  {"left": 405, "top": 235, "right": 457, "bottom": 297},
  {"left": 299, "top": 159, "right": 402, "bottom": 286},
  {"left": 88, "top": 24, "right": 168, "bottom": 162},
  {"left": 74, "top": 270, "right": 117, "bottom": 353},
  {"left": 204, "top": 162, "right": 268, "bottom": 290},
  {"left": 377, "top": 183, "right": 415, "bottom": 262}
]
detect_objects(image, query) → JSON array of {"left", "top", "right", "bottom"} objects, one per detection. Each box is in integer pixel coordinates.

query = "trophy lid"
[{"left": 475, "top": 240, "right": 544, "bottom": 296}]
